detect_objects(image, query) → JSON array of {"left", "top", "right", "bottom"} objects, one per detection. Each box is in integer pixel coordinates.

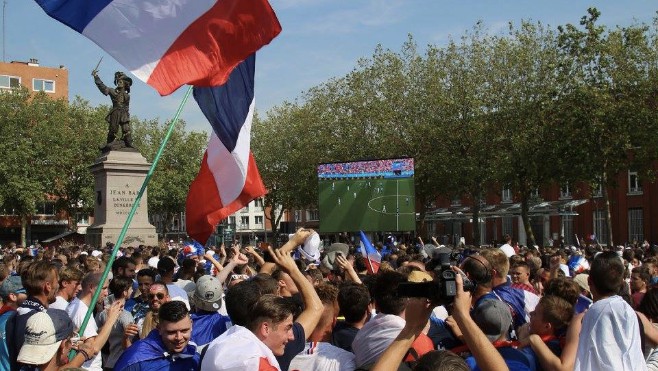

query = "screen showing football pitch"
[{"left": 318, "top": 158, "right": 416, "bottom": 233}]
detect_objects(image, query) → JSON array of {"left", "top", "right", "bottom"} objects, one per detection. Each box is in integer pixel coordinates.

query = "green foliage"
[{"left": 253, "top": 9, "right": 658, "bottom": 244}]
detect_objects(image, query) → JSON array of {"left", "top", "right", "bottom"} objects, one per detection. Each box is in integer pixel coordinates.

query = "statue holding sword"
[{"left": 91, "top": 57, "right": 135, "bottom": 150}]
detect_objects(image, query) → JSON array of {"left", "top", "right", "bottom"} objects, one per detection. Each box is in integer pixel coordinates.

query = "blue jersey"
[
  {"left": 114, "top": 330, "right": 199, "bottom": 371},
  {"left": 190, "top": 311, "right": 231, "bottom": 346}
]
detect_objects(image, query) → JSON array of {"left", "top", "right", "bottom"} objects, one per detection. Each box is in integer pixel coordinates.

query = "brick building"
[{"left": 0, "top": 59, "right": 68, "bottom": 99}]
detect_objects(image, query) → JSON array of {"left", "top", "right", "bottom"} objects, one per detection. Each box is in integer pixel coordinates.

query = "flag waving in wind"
[
  {"left": 186, "top": 54, "right": 266, "bottom": 245},
  {"left": 359, "top": 231, "right": 381, "bottom": 274},
  {"left": 34, "top": 0, "right": 282, "bottom": 96}
]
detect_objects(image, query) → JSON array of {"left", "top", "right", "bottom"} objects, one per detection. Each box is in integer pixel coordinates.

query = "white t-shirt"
[
  {"left": 499, "top": 243, "right": 516, "bottom": 257},
  {"left": 523, "top": 290, "right": 540, "bottom": 322},
  {"left": 67, "top": 297, "right": 103, "bottom": 371},
  {"left": 289, "top": 341, "right": 355, "bottom": 371},
  {"left": 147, "top": 256, "right": 160, "bottom": 269},
  {"left": 352, "top": 313, "right": 405, "bottom": 367},
  {"left": 574, "top": 295, "right": 647, "bottom": 371},
  {"left": 201, "top": 325, "right": 280, "bottom": 371},
  {"left": 49, "top": 295, "right": 69, "bottom": 310}
]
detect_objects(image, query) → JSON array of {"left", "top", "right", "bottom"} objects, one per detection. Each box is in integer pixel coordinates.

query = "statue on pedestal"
[{"left": 92, "top": 66, "right": 134, "bottom": 151}]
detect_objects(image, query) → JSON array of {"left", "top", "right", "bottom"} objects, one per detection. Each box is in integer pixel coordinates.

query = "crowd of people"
[
  {"left": 318, "top": 159, "right": 414, "bottom": 177},
  {"left": 0, "top": 230, "right": 656, "bottom": 370}
]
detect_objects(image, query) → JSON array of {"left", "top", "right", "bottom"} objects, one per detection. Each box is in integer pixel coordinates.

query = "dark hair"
[
  {"left": 414, "top": 350, "right": 469, "bottom": 371},
  {"left": 247, "top": 294, "right": 296, "bottom": 332},
  {"left": 109, "top": 276, "right": 133, "bottom": 299},
  {"left": 590, "top": 251, "right": 625, "bottom": 296},
  {"left": 137, "top": 268, "right": 157, "bottom": 281},
  {"left": 112, "top": 256, "right": 136, "bottom": 274},
  {"left": 373, "top": 270, "right": 408, "bottom": 315},
  {"left": 632, "top": 266, "right": 651, "bottom": 286},
  {"left": 226, "top": 280, "right": 264, "bottom": 326},
  {"left": 158, "top": 301, "right": 189, "bottom": 323},
  {"left": 249, "top": 273, "right": 278, "bottom": 295},
  {"left": 157, "top": 257, "right": 176, "bottom": 274},
  {"left": 544, "top": 277, "right": 580, "bottom": 305},
  {"left": 462, "top": 256, "right": 492, "bottom": 286},
  {"left": 338, "top": 282, "right": 371, "bottom": 323},
  {"left": 638, "top": 287, "right": 658, "bottom": 321}
]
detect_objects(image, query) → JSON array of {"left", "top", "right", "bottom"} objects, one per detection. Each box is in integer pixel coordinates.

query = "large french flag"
[
  {"left": 359, "top": 231, "right": 381, "bottom": 274},
  {"left": 186, "top": 54, "right": 266, "bottom": 245},
  {"left": 34, "top": 0, "right": 281, "bottom": 96}
]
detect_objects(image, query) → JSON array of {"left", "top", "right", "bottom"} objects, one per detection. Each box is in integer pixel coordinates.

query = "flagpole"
[{"left": 70, "top": 85, "right": 193, "bottom": 359}]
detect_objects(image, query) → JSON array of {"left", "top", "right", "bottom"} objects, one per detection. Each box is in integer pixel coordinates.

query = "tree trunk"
[
  {"left": 602, "top": 170, "right": 614, "bottom": 247},
  {"left": 472, "top": 191, "right": 481, "bottom": 246},
  {"left": 521, "top": 195, "right": 536, "bottom": 248},
  {"left": 21, "top": 215, "right": 28, "bottom": 247}
]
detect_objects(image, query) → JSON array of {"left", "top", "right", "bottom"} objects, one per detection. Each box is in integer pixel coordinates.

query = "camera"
[{"left": 396, "top": 249, "right": 474, "bottom": 306}]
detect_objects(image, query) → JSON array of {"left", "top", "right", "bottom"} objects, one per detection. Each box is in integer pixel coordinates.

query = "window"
[
  {"left": 0, "top": 75, "right": 20, "bottom": 89},
  {"left": 35, "top": 201, "right": 55, "bottom": 215},
  {"left": 450, "top": 197, "right": 461, "bottom": 207},
  {"left": 254, "top": 198, "right": 264, "bottom": 208},
  {"left": 502, "top": 186, "right": 512, "bottom": 203},
  {"left": 228, "top": 216, "right": 236, "bottom": 227},
  {"left": 559, "top": 183, "right": 571, "bottom": 199},
  {"left": 561, "top": 215, "right": 573, "bottom": 245},
  {"left": 254, "top": 216, "right": 263, "bottom": 226},
  {"left": 593, "top": 210, "right": 608, "bottom": 245},
  {"left": 530, "top": 188, "right": 540, "bottom": 199},
  {"left": 76, "top": 214, "right": 89, "bottom": 225},
  {"left": 33, "top": 79, "right": 55, "bottom": 93},
  {"left": 294, "top": 210, "right": 302, "bottom": 223},
  {"left": 240, "top": 216, "right": 249, "bottom": 228},
  {"left": 307, "top": 210, "right": 319, "bottom": 221},
  {"left": 628, "top": 208, "right": 644, "bottom": 242},
  {"left": 172, "top": 219, "right": 179, "bottom": 231},
  {"left": 502, "top": 217, "right": 514, "bottom": 237},
  {"left": 629, "top": 171, "right": 642, "bottom": 194}
]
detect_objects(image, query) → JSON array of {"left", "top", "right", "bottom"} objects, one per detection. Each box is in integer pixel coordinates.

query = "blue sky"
[{"left": 6, "top": 1, "right": 658, "bottom": 133}]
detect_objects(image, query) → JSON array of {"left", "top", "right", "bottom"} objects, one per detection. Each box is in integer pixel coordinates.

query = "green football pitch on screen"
[{"left": 318, "top": 177, "right": 416, "bottom": 233}]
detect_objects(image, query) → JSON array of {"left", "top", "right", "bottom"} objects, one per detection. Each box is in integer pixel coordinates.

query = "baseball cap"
[
  {"left": 408, "top": 271, "right": 433, "bottom": 283},
  {"left": 321, "top": 243, "right": 349, "bottom": 270},
  {"left": 471, "top": 299, "right": 512, "bottom": 342},
  {"left": 573, "top": 273, "right": 590, "bottom": 293},
  {"left": 0, "top": 276, "right": 25, "bottom": 298},
  {"left": 18, "top": 309, "right": 74, "bottom": 365},
  {"left": 189, "top": 275, "right": 223, "bottom": 312}
]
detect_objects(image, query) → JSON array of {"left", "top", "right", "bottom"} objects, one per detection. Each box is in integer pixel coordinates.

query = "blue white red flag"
[
  {"left": 359, "top": 231, "right": 381, "bottom": 274},
  {"left": 34, "top": 0, "right": 281, "bottom": 96},
  {"left": 186, "top": 54, "right": 266, "bottom": 245}
]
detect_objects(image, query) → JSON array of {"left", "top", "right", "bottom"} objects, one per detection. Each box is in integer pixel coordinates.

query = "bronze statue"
[{"left": 92, "top": 68, "right": 134, "bottom": 151}]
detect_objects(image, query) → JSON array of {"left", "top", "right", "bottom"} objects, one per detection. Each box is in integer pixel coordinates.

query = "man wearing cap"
[
  {"left": 6, "top": 261, "right": 59, "bottom": 371},
  {"left": 114, "top": 301, "right": 199, "bottom": 371},
  {"left": 17, "top": 308, "right": 97, "bottom": 371},
  {"left": 0, "top": 276, "right": 26, "bottom": 371},
  {"left": 188, "top": 275, "right": 231, "bottom": 349}
]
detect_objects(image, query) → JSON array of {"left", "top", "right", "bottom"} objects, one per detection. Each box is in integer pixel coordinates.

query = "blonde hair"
[{"left": 480, "top": 248, "right": 510, "bottom": 278}]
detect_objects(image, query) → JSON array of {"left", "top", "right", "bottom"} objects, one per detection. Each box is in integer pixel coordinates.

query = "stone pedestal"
[{"left": 86, "top": 150, "right": 158, "bottom": 247}]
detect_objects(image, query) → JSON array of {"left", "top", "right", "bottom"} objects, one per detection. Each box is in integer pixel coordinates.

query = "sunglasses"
[{"left": 148, "top": 292, "right": 166, "bottom": 300}]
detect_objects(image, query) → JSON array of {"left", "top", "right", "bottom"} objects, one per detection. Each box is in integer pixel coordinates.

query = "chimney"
[{"left": 28, "top": 58, "right": 39, "bottom": 66}]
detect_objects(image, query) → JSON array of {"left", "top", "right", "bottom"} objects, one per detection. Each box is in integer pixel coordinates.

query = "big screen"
[{"left": 318, "top": 158, "right": 416, "bottom": 233}]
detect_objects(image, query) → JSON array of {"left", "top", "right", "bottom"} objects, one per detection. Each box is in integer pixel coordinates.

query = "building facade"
[{"left": 0, "top": 59, "right": 69, "bottom": 100}]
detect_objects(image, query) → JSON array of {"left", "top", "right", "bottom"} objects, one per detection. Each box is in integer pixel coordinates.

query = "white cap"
[{"left": 18, "top": 309, "right": 74, "bottom": 365}]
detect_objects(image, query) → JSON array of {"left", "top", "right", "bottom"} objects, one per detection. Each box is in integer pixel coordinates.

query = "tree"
[
  {"left": 131, "top": 118, "right": 207, "bottom": 240},
  {"left": 555, "top": 8, "right": 658, "bottom": 246}
]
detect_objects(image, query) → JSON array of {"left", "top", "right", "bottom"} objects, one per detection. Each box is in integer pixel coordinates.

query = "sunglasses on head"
[{"left": 148, "top": 292, "right": 165, "bottom": 300}]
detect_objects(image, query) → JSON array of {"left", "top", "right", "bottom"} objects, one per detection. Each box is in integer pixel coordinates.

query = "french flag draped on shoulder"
[
  {"left": 359, "top": 231, "right": 381, "bottom": 274},
  {"left": 186, "top": 54, "right": 266, "bottom": 245},
  {"left": 34, "top": 0, "right": 282, "bottom": 96}
]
